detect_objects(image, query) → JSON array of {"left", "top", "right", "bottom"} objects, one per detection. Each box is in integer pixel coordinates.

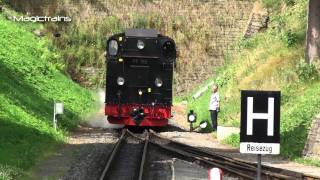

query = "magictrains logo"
[{"left": 12, "top": 16, "right": 71, "bottom": 22}]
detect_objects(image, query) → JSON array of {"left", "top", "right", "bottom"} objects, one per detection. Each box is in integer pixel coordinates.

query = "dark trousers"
[{"left": 210, "top": 110, "right": 218, "bottom": 130}]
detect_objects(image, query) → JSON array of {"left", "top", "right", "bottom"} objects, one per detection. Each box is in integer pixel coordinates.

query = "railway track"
[
  {"left": 99, "top": 129, "right": 149, "bottom": 180},
  {"left": 99, "top": 129, "right": 320, "bottom": 180},
  {"left": 146, "top": 131, "right": 320, "bottom": 180}
]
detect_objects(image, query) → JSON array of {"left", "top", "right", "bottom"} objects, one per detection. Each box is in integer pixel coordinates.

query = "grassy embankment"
[
  {"left": 0, "top": 13, "right": 96, "bottom": 179},
  {"left": 186, "top": 0, "right": 320, "bottom": 165}
]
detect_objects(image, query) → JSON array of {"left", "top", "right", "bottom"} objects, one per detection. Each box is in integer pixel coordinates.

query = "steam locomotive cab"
[{"left": 105, "top": 29, "right": 176, "bottom": 126}]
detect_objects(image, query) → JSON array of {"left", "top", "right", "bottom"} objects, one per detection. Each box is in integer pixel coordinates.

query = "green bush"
[
  {"left": 296, "top": 62, "right": 319, "bottom": 82},
  {"left": 284, "top": 0, "right": 295, "bottom": 6},
  {"left": 237, "top": 38, "right": 259, "bottom": 49},
  {"left": 272, "top": 15, "right": 287, "bottom": 33},
  {"left": 222, "top": 133, "right": 240, "bottom": 148},
  {"left": 281, "top": 30, "right": 299, "bottom": 47}
]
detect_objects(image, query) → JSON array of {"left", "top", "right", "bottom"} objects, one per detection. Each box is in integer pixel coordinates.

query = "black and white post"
[
  {"left": 53, "top": 101, "right": 64, "bottom": 130},
  {"left": 239, "top": 90, "right": 281, "bottom": 179},
  {"left": 187, "top": 110, "right": 197, "bottom": 132}
]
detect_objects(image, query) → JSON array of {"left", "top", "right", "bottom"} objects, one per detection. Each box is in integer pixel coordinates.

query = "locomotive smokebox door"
[{"left": 105, "top": 28, "right": 176, "bottom": 127}]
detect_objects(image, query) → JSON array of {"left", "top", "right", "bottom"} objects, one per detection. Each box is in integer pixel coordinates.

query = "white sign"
[
  {"left": 208, "top": 168, "right": 223, "bottom": 180},
  {"left": 240, "top": 91, "right": 281, "bottom": 155},
  {"left": 55, "top": 103, "right": 64, "bottom": 114},
  {"left": 240, "top": 143, "right": 280, "bottom": 154}
]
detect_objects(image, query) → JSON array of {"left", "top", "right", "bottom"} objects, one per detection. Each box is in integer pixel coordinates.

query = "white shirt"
[{"left": 209, "top": 92, "right": 220, "bottom": 110}]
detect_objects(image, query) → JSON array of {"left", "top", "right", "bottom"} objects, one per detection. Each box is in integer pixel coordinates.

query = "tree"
[{"left": 305, "top": 0, "right": 320, "bottom": 64}]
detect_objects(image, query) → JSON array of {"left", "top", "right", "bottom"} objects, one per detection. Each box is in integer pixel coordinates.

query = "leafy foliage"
[
  {"left": 221, "top": 133, "right": 240, "bottom": 148},
  {"left": 281, "top": 30, "right": 299, "bottom": 47},
  {"left": 296, "top": 61, "right": 319, "bottom": 82},
  {"left": 284, "top": 0, "right": 296, "bottom": 6}
]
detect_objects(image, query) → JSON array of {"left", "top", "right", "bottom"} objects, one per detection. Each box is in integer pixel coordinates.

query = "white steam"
[{"left": 87, "top": 89, "right": 124, "bottom": 129}]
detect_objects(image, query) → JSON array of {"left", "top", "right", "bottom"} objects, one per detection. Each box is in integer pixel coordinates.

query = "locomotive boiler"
[{"left": 105, "top": 29, "right": 177, "bottom": 126}]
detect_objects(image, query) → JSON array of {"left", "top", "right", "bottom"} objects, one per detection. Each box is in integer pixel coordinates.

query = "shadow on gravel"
[
  {"left": 26, "top": 142, "right": 115, "bottom": 180},
  {"left": 24, "top": 128, "right": 118, "bottom": 180},
  {"left": 162, "top": 125, "right": 189, "bottom": 133}
]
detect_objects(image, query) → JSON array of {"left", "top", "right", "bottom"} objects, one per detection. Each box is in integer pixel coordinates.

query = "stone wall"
[
  {"left": 207, "top": 1, "right": 255, "bottom": 64},
  {"left": 172, "top": 0, "right": 255, "bottom": 94},
  {"left": 244, "top": 12, "right": 269, "bottom": 38},
  {"left": 303, "top": 114, "right": 320, "bottom": 159}
]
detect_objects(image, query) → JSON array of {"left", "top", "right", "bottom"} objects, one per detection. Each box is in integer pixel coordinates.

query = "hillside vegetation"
[
  {"left": 0, "top": 14, "right": 95, "bottom": 179},
  {"left": 5, "top": 0, "right": 253, "bottom": 94},
  {"left": 188, "top": 0, "right": 320, "bottom": 164}
]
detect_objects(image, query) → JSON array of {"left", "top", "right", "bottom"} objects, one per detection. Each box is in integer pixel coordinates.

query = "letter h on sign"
[{"left": 247, "top": 97, "right": 274, "bottom": 136}]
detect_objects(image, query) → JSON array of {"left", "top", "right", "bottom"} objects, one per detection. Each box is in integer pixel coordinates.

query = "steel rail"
[
  {"left": 148, "top": 131, "right": 320, "bottom": 180},
  {"left": 99, "top": 129, "right": 127, "bottom": 180},
  {"left": 129, "top": 131, "right": 255, "bottom": 179},
  {"left": 138, "top": 131, "right": 149, "bottom": 180},
  {"left": 165, "top": 142, "right": 293, "bottom": 179},
  {"left": 150, "top": 139, "right": 256, "bottom": 179},
  {"left": 302, "top": 174, "right": 320, "bottom": 180}
]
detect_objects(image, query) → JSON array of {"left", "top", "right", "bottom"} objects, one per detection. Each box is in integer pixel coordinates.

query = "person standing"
[{"left": 209, "top": 85, "right": 220, "bottom": 131}]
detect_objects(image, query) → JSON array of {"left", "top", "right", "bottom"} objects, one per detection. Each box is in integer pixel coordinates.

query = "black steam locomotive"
[{"left": 105, "top": 29, "right": 176, "bottom": 126}]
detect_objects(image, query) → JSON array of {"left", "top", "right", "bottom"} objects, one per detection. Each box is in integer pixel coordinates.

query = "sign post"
[
  {"left": 257, "top": 154, "right": 261, "bottom": 180},
  {"left": 53, "top": 102, "right": 64, "bottom": 130},
  {"left": 240, "top": 90, "right": 281, "bottom": 179}
]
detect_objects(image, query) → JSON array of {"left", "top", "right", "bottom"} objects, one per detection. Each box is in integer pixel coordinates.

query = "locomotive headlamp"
[
  {"left": 137, "top": 40, "right": 145, "bottom": 50},
  {"left": 155, "top": 78, "right": 163, "bottom": 87},
  {"left": 117, "top": 76, "right": 125, "bottom": 86},
  {"left": 138, "top": 90, "right": 143, "bottom": 96},
  {"left": 108, "top": 40, "right": 118, "bottom": 56}
]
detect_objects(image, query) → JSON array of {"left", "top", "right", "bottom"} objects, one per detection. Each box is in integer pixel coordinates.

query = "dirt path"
[{"left": 26, "top": 127, "right": 118, "bottom": 180}]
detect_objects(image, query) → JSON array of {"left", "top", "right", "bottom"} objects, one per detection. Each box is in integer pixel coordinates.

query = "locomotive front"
[{"left": 105, "top": 29, "right": 176, "bottom": 126}]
